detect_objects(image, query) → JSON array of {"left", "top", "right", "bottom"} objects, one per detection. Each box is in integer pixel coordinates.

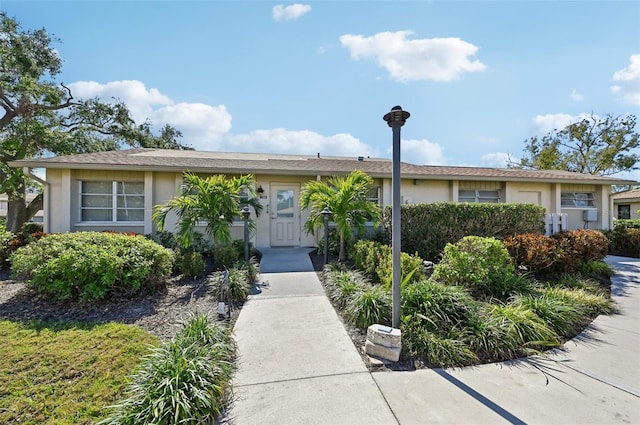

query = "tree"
[
  {"left": 0, "top": 13, "right": 189, "bottom": 232},
  {"left": 152, "top": 172, "right": 263, "bottom": 249},
  {"left": 514, "top": 114, "right": 639, "bottom": 176},
  {"left": 300, "top": 169, "right": 381, "bottom": 262}
]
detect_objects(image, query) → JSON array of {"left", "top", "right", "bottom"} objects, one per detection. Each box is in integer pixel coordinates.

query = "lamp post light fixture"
[
  {"left": 321, "top": 206, "right": 332, "bottom": 265},
  {"left": 241, "top": 206, "right": 251, "bottom": 261},
  {"left": 383, "top": 105, "right": 410, "bottom": 329}
]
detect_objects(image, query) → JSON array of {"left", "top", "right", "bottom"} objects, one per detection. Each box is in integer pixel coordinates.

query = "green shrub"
[
  {"left": 613, "top": 219, "right": 640, "bottom": 229},
  {"left": 212, "top": 244, "right": 241, "bottom": 269},
  {"left": 579, "top": 260, "right": 614, "bottom": 280},
  {"left": 10, "top": 232, "right": 173, "bottom": 302},
  {"left": 0, "top": 223, "right": 14, "bottom": 270},
  {"left": 317, "top": 227, "right": 340, "bottom": 256},
  {"left": 384, "top": 202, "right": 546, "bottom": 261},
  {"left": 349, "top": 239, "right": 425, "bottom": 286},
  {"left": 345, "top": 285, "right": 391, "bottom": 329},
  {"left": 0, "top": 224, "right": 47, "bottom": 270},
  {"left": 603, "top": 227, "right": 640, "bottom": 258},
  {"left": 146, "top": 230, "right": 178, "bottom": 250},
  {"left": 231, "top": 238, "right": 257, "bottom": 260},
  {"left": 431, "top": 236, "right": 517, "bottom": 300},
  {"left": 349, "top": 239, "right": 388, "bottom": 282},
  {"left": 174, "top": 251, "right": 206, "bottom": 280},
  {"left": 377, "top": 250, "right": 426, "bottom": 288},
  {"left": 100, "top": 315, "right": 235, "bottom": 425}
]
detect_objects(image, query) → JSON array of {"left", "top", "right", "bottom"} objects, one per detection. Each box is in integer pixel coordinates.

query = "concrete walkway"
[
  {"left": 229, "top": 250, "right": 640, "bottom": 424},
  {"left": 229, "top": 248, "right": 397, "bottom": 424}
]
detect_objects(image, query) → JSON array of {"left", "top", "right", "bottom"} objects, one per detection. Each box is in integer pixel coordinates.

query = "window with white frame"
[
  {"left": 81, "top": 181, "right": 144, "bottom": 222},
  {"left": 561, "top": 192, "right": 595, "bottom": 208},
  {"left": 366, "top": 186, "right": 380, "bottom": 205},
  {"left": 459, "top": 189, "right": 501, "bottom": 203}
]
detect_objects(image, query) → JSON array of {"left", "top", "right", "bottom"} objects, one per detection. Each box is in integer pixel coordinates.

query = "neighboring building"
[
  {"left": 612, "top": 189, "right": 640, "bottom": 220},
  {"left": 0, "top": 192, "right": 44, "bottom": 224},
  {"left": 9, "top": 149, "right": 637, "bottom": 248}
]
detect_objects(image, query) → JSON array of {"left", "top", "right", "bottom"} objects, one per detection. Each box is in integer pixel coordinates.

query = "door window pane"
[{"left": 277, "top": 190, "right": 294, "bottom": 218}]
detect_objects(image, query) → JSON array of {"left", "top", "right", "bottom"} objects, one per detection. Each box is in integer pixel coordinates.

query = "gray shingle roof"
[
  {"left": 9, "top": 148, "right": 637, "bottom": 185},
  {"left": 612, "top": 189, "right": 640, "bottom": 201}
]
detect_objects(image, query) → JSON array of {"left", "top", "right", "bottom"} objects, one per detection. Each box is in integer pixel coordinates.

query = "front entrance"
[{"left": 270, "top": 184, "right": 300, "bottom": 246}]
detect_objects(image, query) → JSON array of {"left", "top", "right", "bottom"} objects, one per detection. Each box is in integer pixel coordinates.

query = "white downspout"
[{"left": 23, "top": 167, "right": 49, "bottom": 233}]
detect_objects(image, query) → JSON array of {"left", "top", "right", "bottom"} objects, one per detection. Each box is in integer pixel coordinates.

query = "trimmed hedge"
[
  {"left": 504, "top": 229, "right": 610, "bottom": 277},
  {"left": 601, "top": 227, "right": 640, "bottom": 258},
  {"left": 384, "top": 203, "right": 546, "bottom": 261},
  {"left": 10, "top": 232, "right": 173, "bottom": 301}
]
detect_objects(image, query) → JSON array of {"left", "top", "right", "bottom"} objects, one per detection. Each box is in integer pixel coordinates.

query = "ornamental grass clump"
[
  {"left": 324, "top": 269, "right": 368, "bottom": 310},
  {"left": 345, "top": 285, "right": 391, "bottom": 329},
  {"left": 487, "top": 304, "right": 559, "bottom": 353},
  {"left": 512, "top": 293, "right": 583, "bottom": 338},
  {"left": 100, "top": 315, "right": 236, "bottom": 425},
  {"left": 208, "top": 267, "right": 251, "bottom": 305},
  {"left": 401, "top": 323, "right": 478, "bottom": 368}
]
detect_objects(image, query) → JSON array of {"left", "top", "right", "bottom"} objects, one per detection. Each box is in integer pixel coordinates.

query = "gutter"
[{"left": 23, "top": 167, "right": 49, "bottom": 233}]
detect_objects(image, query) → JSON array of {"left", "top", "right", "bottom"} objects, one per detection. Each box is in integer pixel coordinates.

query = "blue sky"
[{"left": 3, "top": 1, "right": 640, "bottom": 178}]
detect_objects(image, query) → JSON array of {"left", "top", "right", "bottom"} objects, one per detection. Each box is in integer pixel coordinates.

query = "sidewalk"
[
  {"left": 229, "top": 251, "right": 640, "bottom": 424},
  {"left": 228, "top": 248, "right": 397, "bottom": 424}
]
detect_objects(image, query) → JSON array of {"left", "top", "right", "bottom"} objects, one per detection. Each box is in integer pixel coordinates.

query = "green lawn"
[{"left": 0, "top": 320, "right": 159, "bottom": 424}]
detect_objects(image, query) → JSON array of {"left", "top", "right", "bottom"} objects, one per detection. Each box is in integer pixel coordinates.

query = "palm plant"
[
  {"left": 152, "top": 172, "right": 262, "bottom": 249},
  {"left": 300, "top": 169, "right": 381, "bottom": 261}
]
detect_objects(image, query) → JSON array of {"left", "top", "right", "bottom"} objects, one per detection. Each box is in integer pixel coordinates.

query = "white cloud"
[
  {"left": 68, "top": 80, "right": 173, "bottom": 123},
  {"left": 611, "top": 54, "right": 640, "bottom": 105},
  {"left": 531, "top": 113, "right": 592, "bottom": 135},
  {"left": 339, "top": 31, "right": 486, "bottom": 82},
  {"left": 570, "top": 89, "right": 584, "bottom": 102},
  {"left": 67, "top": 80, "right": 232, "bottom": 148},
  {"left": 272, "top": 4, "right": 311, "bottom": 21},
  {"left": 387, "top": 139, "right": 447, "bottom": 165},
  {"left": 152, "top": 103, "right": 232, "bottom": 147},
  {"left": 480, "top": 152, "right": 512, "bottom": 168},
  {"left": 225, "top": 128, "right": 375, "bottom": 157}
]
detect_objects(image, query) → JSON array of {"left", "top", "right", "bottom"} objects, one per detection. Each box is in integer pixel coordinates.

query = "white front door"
[{"left": 270, "top": 184, "right": 300, "bottom": 246}]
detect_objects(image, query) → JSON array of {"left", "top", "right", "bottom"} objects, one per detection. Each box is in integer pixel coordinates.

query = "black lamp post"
[
  {"left": 321, "top": 207, "right": 332, "bottom": 265},
  {"left": 383, "top": 105, "right": 410, "bottom": 329},
  {"left": 241, "top": 206, "right": 251, "bottom": 261}
]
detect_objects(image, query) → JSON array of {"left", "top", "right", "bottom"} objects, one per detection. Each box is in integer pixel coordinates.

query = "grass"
[{"left": 0, "top": 320, "right": 159, "bottom": 424}]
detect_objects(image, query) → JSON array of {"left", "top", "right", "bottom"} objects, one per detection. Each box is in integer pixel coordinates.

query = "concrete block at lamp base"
[
  {"left": 364, "top": 340, "right": 401, "bottom": 362},
  {"left": 366, "top": 324, "right": 401, "bottom": 348}
]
